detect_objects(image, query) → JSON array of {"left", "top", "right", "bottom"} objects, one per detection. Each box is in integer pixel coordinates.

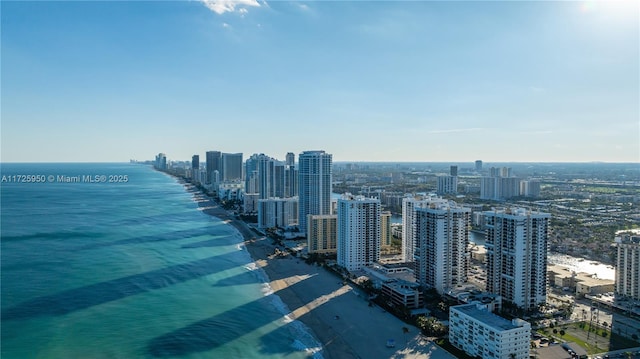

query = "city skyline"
[{"left": 2, "top": 0, "right": 638, "bottom": 163}]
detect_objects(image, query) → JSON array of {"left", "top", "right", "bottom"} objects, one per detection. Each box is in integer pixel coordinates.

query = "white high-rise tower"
[
  {"left": 414, "top": 201, "right": 470, "bottom": 294},
  {"left": 337, "top": 194, "right": 381, "bottom": 271},
  {"left": 484, "top": 208, "right": 550, "bottom": 311}
]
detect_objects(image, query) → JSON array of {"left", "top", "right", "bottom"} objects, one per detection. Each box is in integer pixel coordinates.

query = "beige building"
[
  {"left": 380, "top": 211, "right": 392, "bottom": 247},
  {"left": 307, "top": 214, "right": 337, "bottom": 254}
]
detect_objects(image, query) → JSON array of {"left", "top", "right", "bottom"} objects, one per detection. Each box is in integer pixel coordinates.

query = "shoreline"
[{"left": 185, "top": 183, "right": 455, "bottom": 359}]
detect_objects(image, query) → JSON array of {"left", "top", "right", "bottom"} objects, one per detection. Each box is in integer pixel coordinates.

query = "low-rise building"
[
  {"left": 381, "top": 280, "right": 424, "bottom": 309},
  {"left": 449, "top": 303, "right": 530, "bottom": 359}
]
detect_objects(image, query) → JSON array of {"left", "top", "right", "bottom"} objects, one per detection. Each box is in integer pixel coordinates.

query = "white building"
[
  {"left": 298, "top": 150, "right": 332, "bottom": 235},
  {"left": 615, "top": 231, "right": 640, "bottom": 300},
  {"left": 449, "top": 303, "right": 530, "bottom": 359},
  {"left": 437, "top": 175, "right": 458, "bottom": 195},
  {"left": 243, "top": 193, "right": 259, "bottom": 214},
  {"left": 257, "top": 197, "right": 298, "bottom": 229},
  {"left": 484, "top": 208, "right": 550, "bottom": 311},
  {"left": 414, "top": 201, "right": 470, "bottom": 294},
  {"left": 337, "top": 194, "right": 381, "bottom": 272},
  {"left": 401, "top": 195, "right": 446, "bottom": 263}
]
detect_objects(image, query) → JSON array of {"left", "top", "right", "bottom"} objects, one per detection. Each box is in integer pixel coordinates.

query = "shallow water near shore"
[{"left": 1, "top": 163, "right": 320, "bottom": 359}]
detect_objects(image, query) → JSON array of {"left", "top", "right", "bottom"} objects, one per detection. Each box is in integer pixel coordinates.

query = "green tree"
[{"left": 559, "top": 329, "right": 566, "bottom": 337}]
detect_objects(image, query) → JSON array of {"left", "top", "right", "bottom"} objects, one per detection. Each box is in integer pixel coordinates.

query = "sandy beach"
[{"left": 191, "top": 189, "right": 455, "bottom": 359}]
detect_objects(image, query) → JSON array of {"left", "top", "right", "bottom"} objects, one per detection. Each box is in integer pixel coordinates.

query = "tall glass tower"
[{"left": 298, "top": 150, "right": 332, "bottom": 235}]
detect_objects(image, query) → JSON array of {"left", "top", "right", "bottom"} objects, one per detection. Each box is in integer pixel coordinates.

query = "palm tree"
[{"left": 402, "top": 326, "right": 410, "bottom": 346}]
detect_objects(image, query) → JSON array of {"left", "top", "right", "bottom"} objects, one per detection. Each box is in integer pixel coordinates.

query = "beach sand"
[{"left": 191, "top": 189, "right": 455, "bottom": 359}]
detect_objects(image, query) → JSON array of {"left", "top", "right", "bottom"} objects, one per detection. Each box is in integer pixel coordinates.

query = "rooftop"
[{"left": 452, "top": 303, "right": 529, "bottom": 331}]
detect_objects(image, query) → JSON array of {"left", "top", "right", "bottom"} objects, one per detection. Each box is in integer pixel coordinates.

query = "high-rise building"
[
  {"left": 475, "top": 160, "right": 483, "bottom": 172},
  {"left": 307, "top": 214, "right": 337, "bottom": 254},
  {"left": 244, "top": 154, "right": 260, "bottom": 192},
  {"left": 484, "top": 208, "right": 550, "bottom": 311},
  {"left": 192, "top": 155, "right": 199, "bottom": 170},
  {"left": 449, "top": 304, "right": 531, "bottom": 359},
  {"left": 286, "top": 152, "right": 295, "bottom": 166},
  {"left": 337, "top": 194, "right": 381, "bottom": 271},
  {"left": 450, "top": 165, "right": 458, "bottom": 177},
  {"left": 257, "top": 197, "right": 298, "bottom": 229},
  {"left": 414, "top": 201, "right": 470, "bottom": 294},
  {"left": 520, "top": 180, "right": 541, "bottom": 198},
  {"left": 437, "top": 175, "right": 458, "bottom": 195},
  {"left": 380, "top": 211, "right": 392, "bottom": 247},
  {"left": 155, "top": 153, "right": 167, "bottom": 170},
  {"left": 615, "top": 232, "right": 640, "bottom": 300},
  {"left": 206, "top": 151, "right": 221, "bottom": 184},
  {"left": 221, "top": 152, "right": 243, "bottom": 182},
  {"left": 257, "top": 154, "right": 276, "bottom": 199},
  {"left": 402, "top": 195, "right": 446, "bottom": 263},
  {"left": 481, "top": 167, "right": 521, "bottom": 200},
  {"left": 298, "top": 150, "right": 332, "bottom": 234},
  {"left": 274, "top": 162, "right": 286, "bottom": 198},
  {"left": 285, "top": 165, "right": 298, "bottom": 198}
]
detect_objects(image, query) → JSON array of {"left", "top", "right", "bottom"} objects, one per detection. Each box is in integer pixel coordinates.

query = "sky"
[{"left": 1, "top": 0, "right": 638, "bottom": 163}]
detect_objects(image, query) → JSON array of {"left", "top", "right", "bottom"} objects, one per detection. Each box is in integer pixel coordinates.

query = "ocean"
[{"left": 1, "top": 163, "right": 321, "bottom": 359}]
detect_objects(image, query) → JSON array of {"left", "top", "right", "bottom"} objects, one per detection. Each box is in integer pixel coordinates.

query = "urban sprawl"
[{"left": 144, "top": 151, "right": 640, "bottom": 359}]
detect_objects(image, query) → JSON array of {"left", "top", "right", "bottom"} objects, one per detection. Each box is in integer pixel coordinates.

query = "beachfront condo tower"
[
  {"left": 337, "top": 194, "right": 381, "bottom": 271},
  {"left": 401, "top": 194, "right": 446, "bottom": 263},
  {"left": 414, "top": 201, "right": 470, "bottom": 294},
  {"left": 484, "top": 207, "right": 550, "bottom": 311},
  {"left": 298, "top": 150, "right": 332, "bottom": 235},
  {"left": 206, "top": 151, "right": 221, "bottom": 184}
]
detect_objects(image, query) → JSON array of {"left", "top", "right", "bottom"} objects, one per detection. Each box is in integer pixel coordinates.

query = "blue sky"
[{"left": 2, "top": 0, "right": 638, "bottom": 163}]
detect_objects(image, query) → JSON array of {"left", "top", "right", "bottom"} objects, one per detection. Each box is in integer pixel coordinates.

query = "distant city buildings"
[
  {"left": 437, "top": 175, "right": 458, "bottom": 195},
  {"left": 485, "top": 207, "right": 550, "bottom": 311},
  {"left": 414, "top": 200, "right": 470, "bottom": 294},
  {"left": 155, "top": 153, "right": 167, "bottom": 170},
  {"left": 449, "top": 303, "right": 531, "bottom": 359},
  {"left": 337, "top": 194, "right": 381, "bottom": 271},
  {"left": 615, "top": 231, "right": 640, "bottom": 300},
  {"left": 475, "top": 160, "right": 483, "bottom": 172},
  {"left": 480, "top": 167, "right": 540, "bottom": 200},
  {"left": 298, "top": 150, "right": 332, "bottom": 234},
  {"left": 191, "top": 155, "right": 199, "bottom": 170}
]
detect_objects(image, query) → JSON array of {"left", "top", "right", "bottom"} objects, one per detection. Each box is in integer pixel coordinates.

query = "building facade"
[
  {"left": 337, "top": 194, "right": 381, "bottom": 272},
  {"left": 449, "top": 303, "right": 530, "bottom": 359},
  {"left": 380, "top": 211, "right": 392, "bottom": 247},
  {"left": 484, "top": 208, "right": 550, "bottom": 311},
  {"left": 221, "top": 152, "right": 243, "bottom": 182},
  {"left": 307, "top": 214, "right": 337, "bottom": 254},
  {"left": 298, "top": 150, "right": 332, "bottom": 235},
  {"left": 615, "top": 232, "right": 640, "bottom": 300},
  {"left": 414, "top": 201, "right": 470, "bottom": 294},
  {"left": 206, "top": 151, "right": 221, "bottom": 184},
  {"left": 401, "top": 195, "right": 447, "bottom": 263},
  {"left": 257, "top": 197, "right": 299, "bottom": 229},
  {"left": 437, "top": 175, "right": 458, "bottom": 195}
]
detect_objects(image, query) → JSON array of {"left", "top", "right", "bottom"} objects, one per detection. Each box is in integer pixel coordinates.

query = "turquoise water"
[{"left": 1, "top": 163, "right": 320, "bottom": 359}]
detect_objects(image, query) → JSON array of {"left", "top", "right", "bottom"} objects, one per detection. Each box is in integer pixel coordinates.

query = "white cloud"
[{"left": 200, "top": 0, "right": 261, "bottom": 15}]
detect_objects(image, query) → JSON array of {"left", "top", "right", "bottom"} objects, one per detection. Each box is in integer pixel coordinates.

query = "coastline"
[{"left": 187, "top": 185, "right": 455, "bottom": 359}]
